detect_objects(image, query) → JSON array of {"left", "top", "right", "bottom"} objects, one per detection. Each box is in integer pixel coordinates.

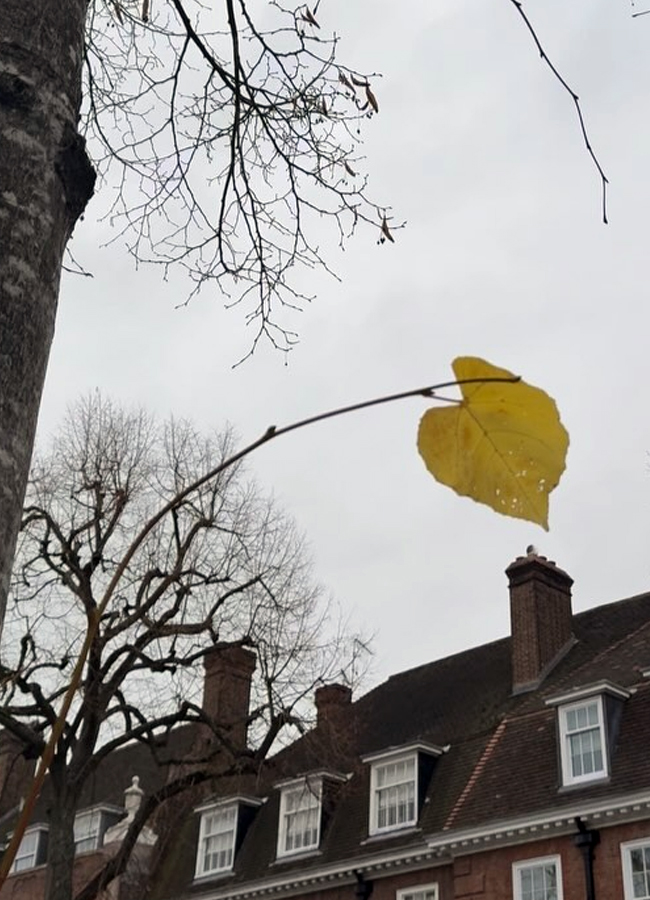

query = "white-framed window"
[
  {"left": 74, "top": 807, "right": 122, "bottom": 854},
  {"left": 513, "top": 856, "right": 563, "bottom": 900},
  {"left": 9, "top": 827, "right": 48, "bottom": 874},
  {"left": 74, "top": 809, "right": 103, "bottom": 853},
  {"left": 277, "top": 778, "right": 322, "bottom": 858},
  {"left": 558, "top": 697, "right": 607, "bottom": 786},
  {"left": 396, "top": 882, "right": 439, "bottom": 900},
  {"left": 369, "top": 752, "right": 417, "bottom": 835},
  {"left": 621, "top": 838, "right": 650, "bottom": 899},
  {"left": 196, "top": 803, "right": 238, "bottom": 877}
]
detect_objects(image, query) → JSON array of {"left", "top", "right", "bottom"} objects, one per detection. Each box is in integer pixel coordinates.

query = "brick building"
[{"left": 3, "top": 550, "right": 650, "bottom": 900}]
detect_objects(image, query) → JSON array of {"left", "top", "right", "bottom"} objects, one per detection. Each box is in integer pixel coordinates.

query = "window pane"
[
  {"left": 285, "top": 806, "right": 319, "bottom": 851},
  {"left": 631, "top": 849, "right": 644, "bottom": 869},
  {"left": 74, "top": 811, "right": 103, "bottom": 853},
  {"left": 376, "top": 757, "right": 415, "bottom": 789},
  {"left": 281, "top": 783, "right": 321, "bottom": 854},
  {"left": 204, "top": 833, "right": 233, "bottom": 871},
  {"left": 400, "top": 887, "right": 437, "bottom": 900},
  {"left": 629, "top": 844, "right": 650, "bottom": 899},
  {"left": 201, "top": 806, "right": 237, "bottom": 873},
  {"left": 377, "top": 777, "right": 415, "bottom": 829},
  {"left": 11, "top": 831, "right": 41, "bottom": 873},
  {"left": 517, "top": 862, "right": 558, "bottom": 900},
  {"left": 564, "top": 701, "right": 604, "bottom": 781},
  {"left": 205, "top": 806, "right": 236, "bottom": 837}
]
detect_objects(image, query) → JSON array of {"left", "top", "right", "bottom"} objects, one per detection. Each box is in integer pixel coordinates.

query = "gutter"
[
  {"left": 425, "top": 786, "right": 650, "bottom": 855},
  {"left": 354, "top": 871, "right": 373, "bottom": 900},
  {"left": 190, "top": 787, "right": 650, "bottom": 900},
  {"left": 573, "top": 817, "right": 599, "bottom": 900}
]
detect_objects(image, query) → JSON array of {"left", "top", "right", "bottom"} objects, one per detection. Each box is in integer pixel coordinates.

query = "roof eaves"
[
  {"left": 426, "top": 785, "right": 650, "bottom": 854},
  {"left": 186, "top": 842, "right": 440, "bottom": 900}
]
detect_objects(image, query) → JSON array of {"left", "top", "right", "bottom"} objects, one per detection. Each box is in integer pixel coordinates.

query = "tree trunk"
[
  {"left": 0, "top": 0, "right": 94, "bottom": 634},
  {"left": 44, "top": 779, "right": 79, "bottom": 900}
]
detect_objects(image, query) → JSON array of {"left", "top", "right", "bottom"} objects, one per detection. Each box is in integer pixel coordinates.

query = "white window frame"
[
  {"left": 277, "top": 777, "right": 323, "bottom": 858},
  {"left": 195, "top": 802, "right": 238, "bottom": 878},
  {"left": 396, "top": 882, "right": 439, "bottom": 900},
  {"left": 558, "top": 696, "right": 608, "bottom": 786},
  {"left": 369, "top": 751, "right": 418, "bottom": 836},
  {"left": 74, "top": 806, "right": 122, "bottom": 854},
  {"left": 9, "top": 826, "right": 48, "bottom": 874},
  {"left": 513, "top": 855, "right": 563, "bottom": 900},
  {"left": 621, "top": 838, "right": 650, "bottom": 899}
]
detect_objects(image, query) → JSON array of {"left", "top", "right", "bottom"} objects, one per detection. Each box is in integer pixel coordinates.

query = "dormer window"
[
  {"left": 275, "top": 771, "right": 346, "bottom": 859},
  {"left": 194, "top": 795, "right": 263, "bottom": 878},
  {"left": 372, "top": 754, "right": 416, "bottom": 832},
  {"left": 546, "top": 681, "right": 631, "bottom": 788},
  {"left": 277, "top": 777, "right": 322, "bottom": 858},
  {"left": 9, "top": 826, "right": 48, "bottom": 874},
  {"left": 74, "top": 806, "right": 122, "bottom": 854},
  {"left": 194, "top": 796, "right": 262, "bottom": 879},
  {"left": 363, "top": 742, "right": 443, "bottom": 837},
  {"left": 196, "top": 803, "right": 237, "bottom": 877},
  {"left": 559, "top": 698, "right": 606, "bottom": 785}
]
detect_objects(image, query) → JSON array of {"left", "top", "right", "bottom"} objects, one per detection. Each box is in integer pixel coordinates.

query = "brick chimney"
[
  {"left": 315, "top": 683, "right": 352, "bottom": 738},
  {"left": 506, "top": 549, "right": 574, "bottom": 694},
  {"left": 202, "top": 644, "right": 256, "bottom": 752}
]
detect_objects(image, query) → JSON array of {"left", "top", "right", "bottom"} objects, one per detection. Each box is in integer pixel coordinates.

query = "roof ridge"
[
  {"left": 363, "top": 636, "right": 510, "bottom": 694},
  {"left": 573, "top": 589, "right": 650, "bottom": 623}
]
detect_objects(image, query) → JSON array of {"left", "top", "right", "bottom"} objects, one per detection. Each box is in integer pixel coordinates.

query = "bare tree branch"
[
  {"left": 1, "top": 396, "right": 368, "bottom": 898},
  {"left": 508, "top": 0, "right": 609, "bottom": 222}
]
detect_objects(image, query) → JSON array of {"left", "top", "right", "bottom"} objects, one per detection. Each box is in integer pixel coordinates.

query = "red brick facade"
[{"left": 3, "top": 553, "right": 650, "bottom": 900}]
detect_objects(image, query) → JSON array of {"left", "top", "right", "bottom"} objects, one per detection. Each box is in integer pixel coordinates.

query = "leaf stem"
[{"left": 0, "top": 373, "right": 519, "bottom": 886}]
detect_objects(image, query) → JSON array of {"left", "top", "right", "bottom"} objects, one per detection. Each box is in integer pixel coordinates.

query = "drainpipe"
[
  {"left": 354, "top": 871, "right": 373, "bottom": 900},
  {"left": 573, "top": 816, "right": 600, "bottom": 900}
]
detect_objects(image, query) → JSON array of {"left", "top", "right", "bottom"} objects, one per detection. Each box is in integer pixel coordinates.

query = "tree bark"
[
  {"left": 44, "top": 764, "right": 79, "bottom": 900},
  {"left": 0, "top": 0, "right": 94, "bottom": 633}
]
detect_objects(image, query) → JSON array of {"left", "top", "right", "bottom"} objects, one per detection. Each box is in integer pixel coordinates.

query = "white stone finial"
[
  {"left": 124, "top": 774, "right": 144, "bottom": 819},
  {"left": 103, "top": 775, "right": 157, "bottom": 848}
]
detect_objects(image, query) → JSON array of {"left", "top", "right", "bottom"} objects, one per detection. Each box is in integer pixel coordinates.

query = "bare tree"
[
  {"left": 0, "top": 0, "right": 389, "bottom": 635},
  {"left": 0, "top": 395, "right": 367, "bottom": 900},
  {"left": 0, "top": 0, "right": 608, "bottom": 642}
]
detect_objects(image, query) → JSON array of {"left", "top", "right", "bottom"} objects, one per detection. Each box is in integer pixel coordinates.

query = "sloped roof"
[
  {"left": 177, "top": 586, "right": 650, "bottom": 894},
  {"left": 7, "top": 578, "right": 650, "bottom": 899}
]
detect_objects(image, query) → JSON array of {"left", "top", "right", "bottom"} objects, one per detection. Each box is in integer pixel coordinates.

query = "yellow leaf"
[{"left": 417, "top": 357, "right": 569, "bottom": 530}]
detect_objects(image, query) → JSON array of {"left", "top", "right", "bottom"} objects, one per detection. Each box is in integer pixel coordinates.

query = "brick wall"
[{"left": 233, "top": 818, "right": 650, "bottom": 900}]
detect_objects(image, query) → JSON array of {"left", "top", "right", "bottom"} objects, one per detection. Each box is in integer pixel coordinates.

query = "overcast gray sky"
[{"left": 35, "top": 0, "right": 650, "bottom": 688}]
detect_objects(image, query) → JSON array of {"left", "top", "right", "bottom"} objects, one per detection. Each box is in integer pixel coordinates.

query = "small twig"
[
  {"left": 62, "top": 249, "right": 94, "bottom": 279},
  {"left": 508, "top": 0, "right": 609, "bottom": 223},
  {"left": 0, "top": 374, "right": 519, "bottom": 886}
]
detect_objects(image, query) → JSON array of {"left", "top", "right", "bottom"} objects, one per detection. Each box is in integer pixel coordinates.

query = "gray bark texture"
[
  {"left": 0, "top": 0, "right": 95, "bottom": 633},
  {"left": 44, "top": 756, "right": 79, "bottom": 900}
]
